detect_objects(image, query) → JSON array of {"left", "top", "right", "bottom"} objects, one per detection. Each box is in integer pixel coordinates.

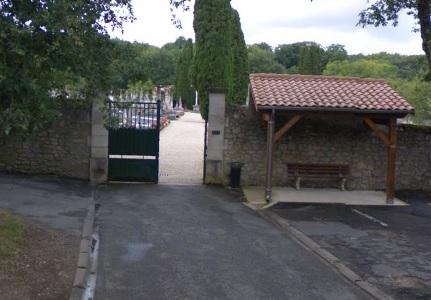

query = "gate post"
[
  {"left": 205, "top": 89, "right": 226, "bottom": 184},
  {"left": 90, "top": 100, "right": 109, "bottom": 184}
]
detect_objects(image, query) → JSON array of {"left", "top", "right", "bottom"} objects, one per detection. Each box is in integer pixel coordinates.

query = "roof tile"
[{"left": 250, "top": 74, "right": 414, "bottom": 114}]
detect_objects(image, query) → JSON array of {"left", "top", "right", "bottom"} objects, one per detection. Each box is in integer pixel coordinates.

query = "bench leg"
[
  {"left": 295, "top": 177, "right": 301, "bottom": 190},
  {"left": 340, "top": 178, "right": 346, "bottom": 191}
]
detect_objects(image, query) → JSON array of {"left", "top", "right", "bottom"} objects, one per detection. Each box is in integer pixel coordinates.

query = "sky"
[{"left": 109, "top": 0, "right": 423, "bottom": 55}]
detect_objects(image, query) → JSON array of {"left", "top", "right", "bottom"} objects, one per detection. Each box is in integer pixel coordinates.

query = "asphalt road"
[
  {"left": 94, "top": 184, "right": 370, "bottom": 300},
  {"left": 0, "top": 173, "right": 92, "bottom": 235},
  {"left": 273, "top": 191, "right": 431, "bottom": 300}
]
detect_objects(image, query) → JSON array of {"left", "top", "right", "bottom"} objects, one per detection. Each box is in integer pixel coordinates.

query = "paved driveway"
[
  {"left": 159, "top": 112, "right": 205, "bottom": 185},
  {"left": 95, "top": 184, "right": 369, "bottom": 300}
]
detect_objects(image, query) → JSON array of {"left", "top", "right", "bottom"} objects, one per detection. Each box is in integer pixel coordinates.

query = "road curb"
[
  {"left": 258, "top": 209, "right": 394, "bottom": 300},
  {"left": 69, "top": 198, "right": 96, "bottom": 300}
]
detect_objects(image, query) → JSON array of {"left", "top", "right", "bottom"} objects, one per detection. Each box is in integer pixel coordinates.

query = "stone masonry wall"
[
  {"left": 0, "top": 107, "right": 91, "bottom": 180},
  {"left": 223, "top": 105, "right": 431, "bottom": 191}
]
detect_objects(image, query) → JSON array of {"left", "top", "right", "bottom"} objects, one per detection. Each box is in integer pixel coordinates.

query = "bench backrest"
[{"left": 287, "top": 163, "right": 349, "bottom": 176}]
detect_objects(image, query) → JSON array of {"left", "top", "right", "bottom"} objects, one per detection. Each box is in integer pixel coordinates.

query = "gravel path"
[{"left": 159, "top": 112, "right": 205, "bottom": 185}]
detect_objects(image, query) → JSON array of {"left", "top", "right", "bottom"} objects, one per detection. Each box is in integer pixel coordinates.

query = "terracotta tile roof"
[{"left": 250, "top": 73, "right": 414, "bottom": 114}]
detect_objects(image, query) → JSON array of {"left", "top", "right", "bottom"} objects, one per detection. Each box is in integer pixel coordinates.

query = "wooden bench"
[{"left": 287, "top": 163, "right": 349, "bottom": 191}]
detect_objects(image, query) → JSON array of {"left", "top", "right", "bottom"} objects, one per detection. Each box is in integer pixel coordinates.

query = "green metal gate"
[{"left": 107, "top": 101, "right": 160, "bottom": 183}]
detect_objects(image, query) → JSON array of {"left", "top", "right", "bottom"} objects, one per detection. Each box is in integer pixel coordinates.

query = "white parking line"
[{"left": 352, "top": 208, "right": 388, "bottom": 227}]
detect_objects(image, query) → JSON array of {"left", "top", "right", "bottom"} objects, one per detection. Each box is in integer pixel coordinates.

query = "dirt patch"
[{"left": 0, "top": 217, "right": 78, "bottom": 300}]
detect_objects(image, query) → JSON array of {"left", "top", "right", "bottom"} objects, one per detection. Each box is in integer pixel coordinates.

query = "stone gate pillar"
[
  {"left": 89, "top": 100, "right": 109, "bottom": 184},
  {"left": 205, "top": 90, "right": 226, "bottom": 184}
]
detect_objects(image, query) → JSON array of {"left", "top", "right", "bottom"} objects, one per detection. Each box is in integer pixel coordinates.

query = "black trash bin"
[{"left": 230, "top": 162, "right": 243, "bottom": 188}]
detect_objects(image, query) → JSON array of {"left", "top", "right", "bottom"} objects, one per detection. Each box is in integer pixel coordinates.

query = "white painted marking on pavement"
[{"left": 352, "top": 209, "right": 388, "bottom": 227}]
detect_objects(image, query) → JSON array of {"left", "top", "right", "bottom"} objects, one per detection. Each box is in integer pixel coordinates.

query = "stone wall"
[
  {"left": 223, "top": 105, "right": 431, "bottom": 191},
  {"left": 0, "top": 107, "right": 91, "bottom": 180}
]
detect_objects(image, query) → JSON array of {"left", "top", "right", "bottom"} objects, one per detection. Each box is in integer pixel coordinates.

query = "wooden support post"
[
  {"left": 386, "top": 118, "right": 397, "bottom": 204},
  {"left": 265, "top": 109, "right": 275, "bottom": 202},
  {"left": 273, "top": 114, "right": 303, "bottom": 144}
]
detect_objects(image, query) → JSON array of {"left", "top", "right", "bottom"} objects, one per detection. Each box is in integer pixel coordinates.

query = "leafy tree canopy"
[
  {"left": 324, "top": 59, "right": 399, "bottom": 79},
  {"left": 253, "top": 42, "right": 273, "bottom": 53},
  {"left": 323, "top": 44, "right": 348, "bottom": 64},
  {"left": 274, "top": 42, "right": 320, "bottom": 70},
  {"left": 162, "top": 36, "right": 189, "bottom": 61},
  {"left": 174, "top": 39, "right": 195, "bottom": 108},
  {"left": 357, "top": 0, "right": 431, "bottom": 80},
  {"left": 298, "top": 44, "right": 324, "bottom": 75},
  {"left": 0, "top": 0, "right": 134, "bottom": 135},
  {"left": 390, "top": 79, "right": 431, "bottom": 123},
  {"left": 248, "top": 46, "right": 286, "bottom": 74}
]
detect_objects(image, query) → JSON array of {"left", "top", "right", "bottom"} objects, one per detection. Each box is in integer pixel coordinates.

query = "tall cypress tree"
[
  {"left": 228, "top": 9, "right": 249, "bottom": 105},
  {"left": 298, "top": 45, "right": 322, "bottom": 75},
  {"left": 193, "top": 0, "right": 232, "bottom": 120},
  {"left": 174, "top": 39, "right": 195, "bottom": 108}
]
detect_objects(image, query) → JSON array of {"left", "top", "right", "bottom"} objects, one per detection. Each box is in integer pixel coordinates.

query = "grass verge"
[{"left": 0, "top": 209, "right": 25, "bottom": 267}]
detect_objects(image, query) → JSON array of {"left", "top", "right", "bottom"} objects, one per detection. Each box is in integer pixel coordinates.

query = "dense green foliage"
[
  {"left": 0, "top": 0, "right": 134, "bottom": 135},
  {"left": 110, "top": 38, "right": 182, "bottom": 90},
  {"left": 349, "top": 53, "right": 427, "bottom": 80},
  {"left": 298, "top": 45, "right": 323, "bottom": 75},
  {"left": 193, "top": 0, "right": 232, "bottom": 119},
  {"left": 324, "top": 59, "right": 399, "bottom": 79},
  {"left": 257, "top": 42, "right": 346, "bottom": 75},
  {"left": 357, "top": 0, "right": 431, "bottom": 80},
  {"left": 323, "top": 44, "right": 348, "bottom": 65},
  {"left": 228, "top": 9, "right": 249, "bottom": 105},
  {"left": 390, "top": 79, "right": 431, "bottom": 122},
  {"left": 174, "top": 39, "right": 195, "bottom": 108},
  {"left": 193, "top": 0, "right": 248, "bottom": 120},
  {"left": 275, "top": 42, "right": 310, "bottom": 70},
  {"left": 162, "top": 36, "right": 189, "bottom": 61},
  {"left": 248, "top": 46, "right": 286, "bottom": 74}
]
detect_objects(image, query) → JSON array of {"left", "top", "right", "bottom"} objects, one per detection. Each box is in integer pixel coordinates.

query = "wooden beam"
[
  {"left": 273, "top": 114, "right": 303, "bottom": 144},
  {"left": 363, "top": 117, "right": 390, "bottom": 146},
  {"left": 386, "top": 118, "right": 397, "bottom": 204}
]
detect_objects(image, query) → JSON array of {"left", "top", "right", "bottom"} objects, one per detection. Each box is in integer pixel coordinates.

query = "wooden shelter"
[{"left": 249, "top": 74, "right": 414, "bottom": 204}]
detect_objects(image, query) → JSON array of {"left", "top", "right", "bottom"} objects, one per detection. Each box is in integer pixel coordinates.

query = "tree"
[
  {"left": 274, "top": 42, "right": 319, "bottom": 70},
  {"left": 193, "top": 0, "right": 249, "bottom": 118},
  {"left": 253, "top": 42, "right": 273, "bottom": 52},
  {"left": 248, "top": 46, "right": 286, "bottom": 74},
  {"left": 228, "top": 9, "right": 249, "bottom": 105},
  {"left": 193, "top": 0, "right": 232, "bottom": 119},
  {"left": 140, "top": 48, "right": 177, "bottom": 86},
  {"left": 323, "top": 44, "right": 348, "bottom": 66},
  {"left": 0, "top": 0, "right": 134, "bottom": 135},
  {"left": 162, "top": 36, "right": 189, "bottom": 61},
  {"left": 390, "top": 78, "right": 431, "bottom": 122},
  {"left": 357, "top": 0, "right": 431, "bottom": 80},
  {"left": 175, "top": 39, "right": 195, "bottom": 108},
  {"left": 109, "top": 40, "right": 153, "bottom": 90},
  {"left": 298, "top": 45, "right": 323, "bottom": 75},
  {"left": 362, "top": 52, "right": 427, "bottom": 80},
  {"left": 323, "top": 59, "right": 399, "bottom": 79}
]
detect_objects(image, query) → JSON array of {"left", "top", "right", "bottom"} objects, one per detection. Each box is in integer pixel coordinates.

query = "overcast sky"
[{"left": 110, "top": 0, "right": 423, "bottom": 55}]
